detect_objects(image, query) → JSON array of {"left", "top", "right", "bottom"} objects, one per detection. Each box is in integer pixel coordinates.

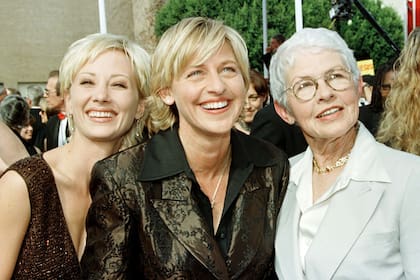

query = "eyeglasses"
[
  {"left": 284, "top": 67, "right": 353, "bottom": 102},
  {"left": 43, "top": 88, "right": 57, "bottom": 97}
]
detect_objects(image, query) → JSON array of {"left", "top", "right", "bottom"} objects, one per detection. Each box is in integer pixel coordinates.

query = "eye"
[
  {"left": 112, "top": 82, "right": 128, "bottom": 89},
  {"left": 248, "top": 95, "right": 260, "bottom": 102},
  {"left": 222, "top": 66, "right": 236, "bottom": 73},
  {"left": 327, "top": 69, "right": 348, "bottom": 80},
  {"left": 295, "top": 79, "right": 314, "bottom": 90},
  {"left": 80, "top": 79, "right": 94, "bottom": 86},
  {"left": 186, "top": 70, "right": 202, "bottom": 78}
]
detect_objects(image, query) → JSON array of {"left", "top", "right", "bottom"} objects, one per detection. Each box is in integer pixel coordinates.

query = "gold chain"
[{"left": 313, "top": 153, "right": 350, "bottom": 174}]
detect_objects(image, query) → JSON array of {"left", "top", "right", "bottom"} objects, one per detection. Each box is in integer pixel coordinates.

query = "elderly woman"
[
  {"left": 271, "top": 28, "right": 420, "bottom": 279},
  {"left": 81, "top": 17, "right": 289, "bottom": 279}
]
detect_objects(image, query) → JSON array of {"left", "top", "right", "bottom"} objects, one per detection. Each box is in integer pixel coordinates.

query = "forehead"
[
  {"left": 188, "top": 42, "right": 235, "bottom": 67},
  {"left": 382, "top": 70, "right": 395, "bottom": 83},
  {"left": 46, "top": 76, "right": 58, "bottom": 88},
  {"left": 287, "top": 50, "right": 345, "bottom": 80}
]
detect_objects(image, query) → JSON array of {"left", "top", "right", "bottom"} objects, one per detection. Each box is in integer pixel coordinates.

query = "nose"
[
  {"left": 244, "top": 98, "right": 251, "bottom": 108},
  {"left": 315, "top": 78, "right": 335, "bottom": 101},
  {"left": 207, "top": 71, "right": 225, "bottom": 94},
  {"left": 93, "top": 83, "right": 110, "bottom": 102}
]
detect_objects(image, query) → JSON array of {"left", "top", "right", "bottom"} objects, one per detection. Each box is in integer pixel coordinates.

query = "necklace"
[
  {"left": 210, "top": 149, "right": 231, "bottom": 209},
  {"left": 313, "top": 153, "right": 350, "bottom": 174}
]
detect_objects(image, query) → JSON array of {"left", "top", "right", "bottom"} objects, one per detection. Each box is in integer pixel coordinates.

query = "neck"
[
  {"left": 311, "top": 123, "right": 359, "bottom": 169},
  {"left": 178, "top": 128, "right": 231, "bottom": 175}
]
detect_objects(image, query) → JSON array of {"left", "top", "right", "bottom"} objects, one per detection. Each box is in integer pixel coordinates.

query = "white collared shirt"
[{"left": 58, "top": 118, "right": 68, "bottom": 147}]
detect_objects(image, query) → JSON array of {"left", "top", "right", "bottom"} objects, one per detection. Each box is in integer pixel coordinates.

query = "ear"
[
  {"left": 135, "top": 99, "right": 145, "bottom": 119},
  {"left": 273, "top": 101, "right": 296, "bottom": 125},
  {"left": 159, "top": 88, "right": 175, "bottom": 105},
  {"left": 357, "top": 75, "right": 364, "bottom": 98}
]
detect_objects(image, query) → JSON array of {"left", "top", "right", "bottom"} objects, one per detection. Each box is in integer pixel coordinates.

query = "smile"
[
  {"left": 201, "top": 101, "right": 228, "bottom": 110},
  {"left": 317, "top": 107, "right": 341, "bottom": 118},
  {"left": 88, "top": 111, "right": 115, "bottom": 118}
]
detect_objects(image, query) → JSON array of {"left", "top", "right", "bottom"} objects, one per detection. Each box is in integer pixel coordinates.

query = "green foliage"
[{"left": 155, "top": 0, "right": 404, "bottom": 72}]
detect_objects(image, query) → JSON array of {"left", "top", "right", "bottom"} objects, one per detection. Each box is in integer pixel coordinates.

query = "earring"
[
  {"left": 135, "top": 118, "right": 141, "bottom": 137},
  {"left": 68, "top": 113, "right": 75, "bottom": 132}
]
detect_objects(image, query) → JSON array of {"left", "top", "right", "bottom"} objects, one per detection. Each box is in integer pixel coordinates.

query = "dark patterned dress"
[{"left": 5, "top": 155, "right": 81, "bottom": 279}]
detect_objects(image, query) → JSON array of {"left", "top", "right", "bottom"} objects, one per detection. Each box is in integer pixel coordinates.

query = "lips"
[
  {"left": 316, "top": 107, "right": 342, "bottom": 118},
  {"left": 201, "top": 100, "right": 228, "bottom": 110}
]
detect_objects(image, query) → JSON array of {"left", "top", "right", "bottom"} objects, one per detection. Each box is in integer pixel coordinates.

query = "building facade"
[{"left": 0, "top": 0, "right": 165, "bottom": 94}]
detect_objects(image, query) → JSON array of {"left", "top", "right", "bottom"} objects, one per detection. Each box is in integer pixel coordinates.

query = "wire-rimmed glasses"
[{"left": 284, "top": 67, "right": 353, "bottom": 102}]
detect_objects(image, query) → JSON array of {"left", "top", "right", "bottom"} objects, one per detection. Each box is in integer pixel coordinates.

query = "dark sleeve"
[
  {"left": 262, "top": 52, "right": 272, "bottom": 69},
  {"left": 277, "top": 156, "right": 290, "bottom": 211},
  {"left": 250, "top": 105, "right": 286, "bottom": 152},
  {"left": 81, "top": 162, "right": 135, "bottom": 280}
]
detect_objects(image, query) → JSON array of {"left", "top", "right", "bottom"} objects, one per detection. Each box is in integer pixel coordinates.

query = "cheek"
[{"left": 254, "top": 99, "right": 264, "bottom": 110}]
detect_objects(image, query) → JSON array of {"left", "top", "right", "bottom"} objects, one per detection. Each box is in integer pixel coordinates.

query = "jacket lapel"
[
  {"left": 227, "top": 165, "right": 266, "bottom": 278},
  {"left": 275, "top": 183, "right": 306, "bottom": 280},
  {"left": 305, "top": 181, "right": 385, "bottom": 279},
  {"left": 151, "top": 173, "right": 229, "bottom": 279}
]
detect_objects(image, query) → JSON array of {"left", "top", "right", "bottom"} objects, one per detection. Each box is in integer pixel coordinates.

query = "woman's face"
[
  {"left": 380, "top": 70, "right": 395, "bottom": 100},
  {"left": 164, "top": 43, "right": 246, "bottom": 137},
  {"left": 279, "top": 50, "right": 361, "bottom": 140},
  {"left": 66, "top": 50, "right": 143, "bottom": 145},
  {"left": 20, "top": 125, "right": 33, "bottom": 141},
  {"left": 243, "top": 84, "right": 266, "bottom": 123}
]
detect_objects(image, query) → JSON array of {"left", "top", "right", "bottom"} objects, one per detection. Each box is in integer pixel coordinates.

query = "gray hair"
[
  {"left": 270, "top": 27, "right": 360, "bottom": 109},
  {"left": 26, "top": 85, "right": 44, "bottom": 106}
]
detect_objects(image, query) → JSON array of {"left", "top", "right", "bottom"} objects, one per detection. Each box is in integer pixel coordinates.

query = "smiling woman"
[
  {"left": 270, "top": 27, "right": 420, "bottom": 279},
  {"left": 81, "top": 17, "right": 289, "bottom": 279},
  {"left": 0, "top": 33, "right": 150, "bottom": 279}
]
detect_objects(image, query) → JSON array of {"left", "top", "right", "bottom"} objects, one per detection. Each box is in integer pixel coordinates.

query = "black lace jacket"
[{"left": 81, "top": 128, "right": 289, "bottom": 280}]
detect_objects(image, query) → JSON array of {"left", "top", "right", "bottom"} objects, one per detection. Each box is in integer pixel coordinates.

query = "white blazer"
[{"left": 275, "top": 123, "right": 420, "bottom": 280}]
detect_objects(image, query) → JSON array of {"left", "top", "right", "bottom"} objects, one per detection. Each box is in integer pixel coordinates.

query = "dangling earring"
[
  {"left": 68, "top": 113, "right": 75, "bottom": 132},
  {"left": 135, "top": 118, "right": 141, "bottom": 137}
]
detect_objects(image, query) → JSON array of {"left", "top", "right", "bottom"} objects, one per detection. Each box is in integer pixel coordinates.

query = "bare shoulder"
[
  {"left": 0, "top": 170, "right": 31, "bottom": 221},
  {"left": 0, "top": 170, "right": 29, "bottom": 201},
  {"left": 0, "top": 170, "right": 31, "bottom": 278}
]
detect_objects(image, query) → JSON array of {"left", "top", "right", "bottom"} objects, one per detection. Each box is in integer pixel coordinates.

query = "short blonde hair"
[
  {"left": 59, "top": 33, "right": 151, "bottom": 149},
  {"left": 148, "top": 17, "right": 250, "bottom": 133}
]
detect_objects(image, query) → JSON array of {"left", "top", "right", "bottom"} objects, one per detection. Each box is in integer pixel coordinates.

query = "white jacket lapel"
[
  {"left": 304, "top": 181, "right": 385, "bottom": 279},
  {"left": 275, "top": 183, "right": 306, "bottom": 280}
]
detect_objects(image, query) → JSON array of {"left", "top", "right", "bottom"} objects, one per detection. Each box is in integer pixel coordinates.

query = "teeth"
[
  {"left": 319, "top": 108, "right": 339, "bottom": 117},
  {"left": 202, "top": 101, "right": 228, "bottom": 110},
  {"left": 88, "top": 111, "right": 114, "bottom": 118}
]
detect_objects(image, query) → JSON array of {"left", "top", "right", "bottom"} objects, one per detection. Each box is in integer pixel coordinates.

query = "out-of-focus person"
[
  {"left": 359, "top": 74, "right": 374, "bottom": 106},
  {"left": 358, "top": 60, "right": 396, "bottom": 135},
  {"left": 0, "top": 121, "right": 28, "bottom": 174},
  {"left": 270, "top": 27, "right": 420, "bottom": 279},
  {"left": 0, "top": 32, "right": 150, "bottom": 279},
  {"left": 0, "top": 95, "right": 39, "bottom": 156},
  {"left": 25, "top": 85, "right": 46, "bottom": 151},
  {"left": 376, "top": 27, "right": 420, "bottom": 156},
  {"left": 43, "top": 70, "right": 68, "bottom": 150},
  {"left": 262, "top": 33, "right": 286, "bottom": 69},
  {"left": 234, "top": 69, "right": 269, "bottom": 134}
]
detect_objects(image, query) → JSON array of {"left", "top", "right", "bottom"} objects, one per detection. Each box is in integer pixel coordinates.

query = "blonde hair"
[
  {"left": 376, "top": 28, "right": 420, "bottom": 155},
  {"left": 59, "top": 33, "right": 151, "bottom": 149},
  {"left": 147, "top": 17, "right": 250, "bottom": 133}
]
